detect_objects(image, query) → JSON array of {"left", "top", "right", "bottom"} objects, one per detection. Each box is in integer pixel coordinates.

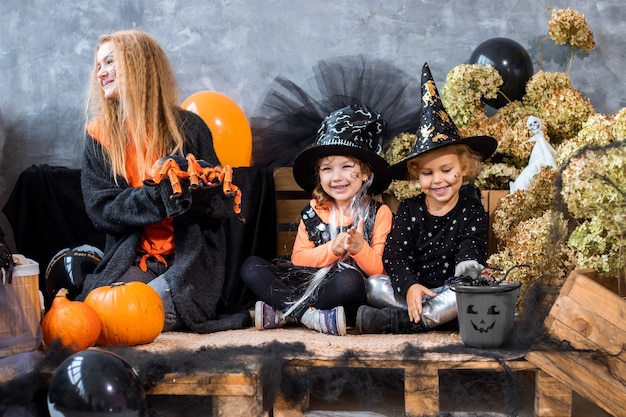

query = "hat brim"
[
  {"left": 292, "top": 145, "right": 391, "bottom": 195},
  {"left": 386, "top": 135, "right": 498, "bottom": 180}
]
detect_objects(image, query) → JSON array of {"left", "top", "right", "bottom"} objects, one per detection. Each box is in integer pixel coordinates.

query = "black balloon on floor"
[{"left": 47, "top": 349, "right": 147, "bottom": 417}]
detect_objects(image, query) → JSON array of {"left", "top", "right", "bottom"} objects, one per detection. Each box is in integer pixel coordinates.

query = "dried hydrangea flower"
[
  {"left": 491, "top": 167, "right": 557, "bottom": 242},
  {"left": 539, "top": 87, "right": 595, "bottom": 144},
  {"left": 441, "top": 64, "right": 502, "bottom": 127},
  {"left": 524, "top": 167, "right": 559, "bottom": 210},
  {"left": 382, "top": 132, "right": 417, "bottom": 165},
  {"left": 555, "top": 113, "right": 615, "bottom": 166},
  {"left": 475, "top": 163, "right": 520, "bottom": 191},
  {"left": 612, "top": 107, "right": 626, "bottom": 140},
  {"left": 488, "top": 210, "right": 574, "bottom": 312},
  {"left": 505, "top": 210, "right": 573, "bottom": 281},
  {"left": 492, "top": 102, "right": 537, "bottom": 160},
  {"left": 459, "top": 102, "right": 535, "bottom": 164},
  {"left": 382, "top": 132, "right": 421, "bottom": 199},
  {"left": 387, "top": 180, "right": 421, "bottom": 201},
  {"left": 461, "top": 114, "right": 504, "bottom": 154},
  {"left": 561, "top": 142, "right": 626, "bottom": 221},
  {"left": 548, "top": 8, "right": 596, "bottom": 52},
  {"left": 492, "top": 191, "right": 529, "bottom": 243},
  {"left": 568, "top": 217, "right": 622, "bottom": 275},
  {"left": 523, "top": 71, "right": 571, "bottom": 113},
  {"left": 559, "top": 141, "right": 626, "bottom": 277}
]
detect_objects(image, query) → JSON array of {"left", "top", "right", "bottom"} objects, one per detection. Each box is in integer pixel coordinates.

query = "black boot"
[{"left": 356, "top": 305, "right": 427, "bottom": 334}]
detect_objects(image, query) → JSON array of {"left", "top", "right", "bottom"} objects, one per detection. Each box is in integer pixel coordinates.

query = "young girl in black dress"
[{"left": 357, "top": 63, "right": 498, "bottom": 334}]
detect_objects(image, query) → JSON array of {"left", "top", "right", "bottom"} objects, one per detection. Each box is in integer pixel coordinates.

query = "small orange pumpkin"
[
  {"left": 84, "top": 281, "right": 165, "bottom": 346},
  {"left": 41, "top": 288, "right": 101, "bottom": 352}
]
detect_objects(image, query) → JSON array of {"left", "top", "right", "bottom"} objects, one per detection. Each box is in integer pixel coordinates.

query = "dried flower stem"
[
  {"left": 538, "top": 36, "right": 549, "bottom": 71},
  {"left": 567, "top": 46, "right": 575, "bottom": 74},
  {"left": 539, "top": 35, "right": 576, "bottom": 74}
]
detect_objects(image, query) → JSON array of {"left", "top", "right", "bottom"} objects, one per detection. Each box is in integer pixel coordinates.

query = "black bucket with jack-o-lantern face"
[{"left": 451, "top": 282, "right": 522, "bottom": 348}]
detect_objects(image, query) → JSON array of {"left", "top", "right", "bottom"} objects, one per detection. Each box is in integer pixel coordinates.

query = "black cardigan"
[{"left": 78, "top": 110, "right": 250, "bottom": 333}]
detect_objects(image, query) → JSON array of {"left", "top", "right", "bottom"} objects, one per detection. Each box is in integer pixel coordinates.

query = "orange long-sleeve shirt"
[{"left": 290, "top": 199, "right": 393, "bottom": 276}]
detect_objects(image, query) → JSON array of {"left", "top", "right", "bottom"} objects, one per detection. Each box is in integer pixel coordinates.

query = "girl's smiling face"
[
  {"left": 96, "top": 41, "right": 118, "bottom": 100},
  {"left": 318, "top": 155, "right": 369, "bottom": 208},
  {"left": 411, "top": 147, "right": 467, "bottom": 215}
]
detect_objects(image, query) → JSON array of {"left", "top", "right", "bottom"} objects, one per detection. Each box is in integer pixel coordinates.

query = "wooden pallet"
[
  {"left": 145, "top": 363, "right": 264, "bottom": 416},
  {"left": 120, "top": 328, "right": 573, "bottom": 417},
  {"left": 277, "top": 355, "right": 561, "bottom": 417}
]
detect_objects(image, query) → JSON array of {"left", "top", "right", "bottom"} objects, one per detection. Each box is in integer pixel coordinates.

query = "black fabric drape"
[
  {"left": 3, "top": 165, "right": 105, "bottom": 309},
  {"left": 222, "top": 166, "right": 276, "bottom": 309},
  {"left": 2, "top": 165, "right": 276, "bottom": 311}
]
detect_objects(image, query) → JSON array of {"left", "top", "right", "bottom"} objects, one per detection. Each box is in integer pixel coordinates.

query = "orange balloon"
[{"left": 182, "top": 91, "right": 252, "bottom": 167}]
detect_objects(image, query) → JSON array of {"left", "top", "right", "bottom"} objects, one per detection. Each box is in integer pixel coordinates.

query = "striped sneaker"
[{"left": 255, "top": 301, "right": 285, "bottom": 330}]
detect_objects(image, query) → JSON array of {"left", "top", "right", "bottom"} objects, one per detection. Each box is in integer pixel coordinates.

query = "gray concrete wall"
[{"left": 0, "top": 0, "right": 624, "bottom": 246}]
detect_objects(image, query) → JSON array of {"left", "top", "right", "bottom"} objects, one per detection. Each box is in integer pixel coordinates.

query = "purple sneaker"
[
  {"left": 255, "top": 301, "right": 285, "bottom": 330},
  {"left": 300, "top": 306, "right": 347, "bottom": 336}
]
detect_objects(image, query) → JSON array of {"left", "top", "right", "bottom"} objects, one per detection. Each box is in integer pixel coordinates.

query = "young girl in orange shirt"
[{"left": 241, "top": 104, "right": 393, "bottom": 335}]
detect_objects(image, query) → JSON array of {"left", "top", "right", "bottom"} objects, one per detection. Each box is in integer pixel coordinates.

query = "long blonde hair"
[{"left": 84, "top": 29, "right": 185, "bottom": 182}]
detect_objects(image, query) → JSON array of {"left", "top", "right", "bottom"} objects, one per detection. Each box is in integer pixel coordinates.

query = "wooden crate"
[
  {"left": 526, "top": 269, "right": 626, "bottom": 417},
  {"left": 273, "top": 167, "right": 309, "bottom": 258}
]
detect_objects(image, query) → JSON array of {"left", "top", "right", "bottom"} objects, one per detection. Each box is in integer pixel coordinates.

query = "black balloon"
[
  {"left": 469, "top": 37, "right": 534, "bottom": 109},
  {"left": 45, "top": 245, "right": 103, "bottom": 301},
  {"left": 47, "top": 349, "right": 147, "bottom": 417}
]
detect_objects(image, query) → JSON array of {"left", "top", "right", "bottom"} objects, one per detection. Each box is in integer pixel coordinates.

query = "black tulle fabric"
[{"left": 250, "top": 55, "right": 422, "bottom": 168}]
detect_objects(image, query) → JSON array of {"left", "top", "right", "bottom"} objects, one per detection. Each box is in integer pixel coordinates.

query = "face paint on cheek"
[{"left": 350, "top": 169, "right": 363, "bottom": 179}]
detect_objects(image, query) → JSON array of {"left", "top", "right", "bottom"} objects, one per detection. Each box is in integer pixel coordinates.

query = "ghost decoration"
[{"left": 509, "top": 116, "right": 557, "bottom": 193}]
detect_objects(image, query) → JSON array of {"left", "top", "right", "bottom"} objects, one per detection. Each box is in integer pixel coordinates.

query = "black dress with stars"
[{"left": 382, "top": 186, "right": 488, "bottom": 298}]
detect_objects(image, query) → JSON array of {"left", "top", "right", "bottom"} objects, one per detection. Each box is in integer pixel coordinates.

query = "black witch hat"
[
  {"left": 386, "top": 63, "right": 498, "bottom": 180},
  {"left": 291, "top": 103, "right": 391, "bottom": 195}
]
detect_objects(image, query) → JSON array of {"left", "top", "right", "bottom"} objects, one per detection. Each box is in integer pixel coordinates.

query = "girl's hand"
[
  {"left": 454, "top": 260, "right": 484, "bottom": 279},
  {"left": 345, "top": 218, "right": 365, "bottom": 255},
  {"left": 331, "top": 233, "right": 348, "bottom": 257},
  {"left": 405, "top": 283, "right": 437, "bottom": 323}
]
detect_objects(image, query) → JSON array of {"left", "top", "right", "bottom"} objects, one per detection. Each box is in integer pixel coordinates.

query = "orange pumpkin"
[
  {"left": 41, "top": 288, "right": 101, "bottom": 352},
  {"left": 84, "top": 281, "right": 165, "bottom": 346}
]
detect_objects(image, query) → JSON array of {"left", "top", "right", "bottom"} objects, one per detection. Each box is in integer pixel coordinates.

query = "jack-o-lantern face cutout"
[{"left": 466, "top": 304, "right": 500, "bottom": 333}]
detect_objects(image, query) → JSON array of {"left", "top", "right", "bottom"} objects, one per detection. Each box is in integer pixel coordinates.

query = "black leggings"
[{"left": 240, "top": 256, "right": 366, "bottom": 326}]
